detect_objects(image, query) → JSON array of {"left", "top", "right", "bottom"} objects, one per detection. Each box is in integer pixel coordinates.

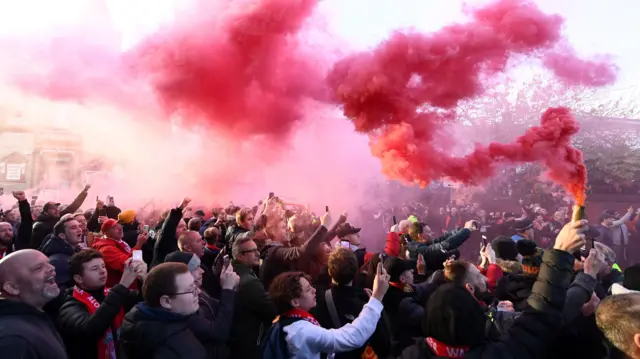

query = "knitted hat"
[
  {"left": 424, "top": 283, "right": 486, "bottom": 347},
  {"left": 491, "top": 236, "right": 518, "bottom": 261},
  {"left": 164, "top": 251, "right": 201, "bottom": 272},
  {"left": 118, "top": 209, "right": 137, "bottom": 224},
  {"left": 101, "top": 219, "right": 118, "bottom": 233},
  {"left": 517, "top": 239, "right": 543, "bottom": 276}
]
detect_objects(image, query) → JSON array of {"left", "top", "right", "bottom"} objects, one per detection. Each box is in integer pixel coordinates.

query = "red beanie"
[{"left": 101, "top": 219, "right": 118, "bottom": 233}]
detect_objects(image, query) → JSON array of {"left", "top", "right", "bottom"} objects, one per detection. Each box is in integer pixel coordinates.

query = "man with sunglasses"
[{"left": 228, "top": 236, "right": 278, "bottom": 359}]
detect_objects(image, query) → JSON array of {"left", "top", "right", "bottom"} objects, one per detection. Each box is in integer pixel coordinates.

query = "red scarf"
[
  {"left": 0, "top": 248, "right": 7, "bottom": 259},
  {"left": 283, "top": 308, "right": 320, "bottom": 326},
  {"left": 206, "top": 244, "right": 220, "bottom": 251},
  {"left": 73, "top": 286, "right": 124, "bottom": 359},
  {"left": 426, "top": 337, "right": 468, "bottom": 358}
]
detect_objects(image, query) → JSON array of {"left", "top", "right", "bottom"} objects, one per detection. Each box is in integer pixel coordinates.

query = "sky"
[{"left": 0, "top": 0, "right": 637, "bottom": 95}]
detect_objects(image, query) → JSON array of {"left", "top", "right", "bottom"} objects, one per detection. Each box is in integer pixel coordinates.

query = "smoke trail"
[{"left": 327, "top": 0, "right": 616, "bottom": 203}]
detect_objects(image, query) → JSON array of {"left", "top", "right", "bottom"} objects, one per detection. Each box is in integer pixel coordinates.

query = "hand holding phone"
[
  {"left": 132, "top": 250, "right": 143, "bottom": 261},
  {"left": 143, "top": 225, "right": 149, "bottom": 233}
]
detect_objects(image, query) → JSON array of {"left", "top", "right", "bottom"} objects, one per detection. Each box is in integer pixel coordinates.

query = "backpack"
[{"left": 262, "top": 316, "right": 302, "bottom": 359}]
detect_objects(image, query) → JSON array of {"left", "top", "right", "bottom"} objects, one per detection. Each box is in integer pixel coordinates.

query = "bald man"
[
  {"left": 0, "top": 249, "right": 68, "bottom": 358},
  {"left": 175, "top": 230, "right": 219, "bottom": 297}
]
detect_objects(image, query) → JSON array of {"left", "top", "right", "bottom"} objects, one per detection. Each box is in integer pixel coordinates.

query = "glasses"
[{"left": 170, "top": 286, "right": 198, "bottom": 296}]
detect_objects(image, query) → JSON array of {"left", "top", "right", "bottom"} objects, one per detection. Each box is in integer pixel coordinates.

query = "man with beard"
[
  {"left": 31, "top": 184, "right": 90, "bottom": 249},
  {"left": 0, "top": 249, "right": 67, "bottom": 358},
  {"left": 1, "top": 191, "right": 34, "bottom": 253},
  {"left": 0, "top": 222, "right": 13, "bottom": 260}
]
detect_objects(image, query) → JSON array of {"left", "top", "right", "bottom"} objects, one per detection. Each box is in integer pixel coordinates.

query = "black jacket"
[
  {"left": 151, "top": 208, "right": 183, "bottom": 268},
  {"left": 259, "top": 225, "right": 328, "bottom": 291},
  {"left": 120, "top": 303, "right": 207, "bottom": 359},
  {"left": 40, "top": 235, "right": 81, "bottom": 290},
  {"left": 224, "top": 224, "right": 249, "bottom": 257},
  {"left": 57, "top": 284, "right": 140, "bottom": 359},
  {"left": 197, "top": 289, "right": 236, "bottom": 359},
  {"left": 495, "top": 272, "right": 536, "bottom": 312},
  {"left": 400, "top": 249, "right": 575, "bottom": 359},
  {"left": 14, "top": 199, "right": 33, "bottom": 250},
  {"left": 31, "top": 190, "right": 88, "bottom": 249},
  {"left": 0, "top": 299, "right": 68, "bottom": 359},
  {"left": 121, "top": 222, "right": 139, "bottom": 250},
  {"left": 228, "top": 262, "right": 278, "bottom": 359},
  {"left": 311, "top": 285, "right": 391, "bottom": 359}
]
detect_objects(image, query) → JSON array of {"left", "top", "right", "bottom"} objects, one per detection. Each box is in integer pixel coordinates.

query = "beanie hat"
[
  {"left": 118, "top": 209, "right": 137, "bottom": 224},
  {"left": 491, "top": 236, "right": 518, "bottom": 261},
  {"left": 424, "top": 283, "right": 486, "bottom": 347},
  {"left": 165, "top": 251, "right": 201, "bottom": 272},
  {"left": 517, "top": 239, "right": 543, "bottom": 276},
  {"left": 101, "top": 219, "right": 118, "bottom": 234},
  {"left": 623, "top": 264, "right": 640, "bottom": 292}
]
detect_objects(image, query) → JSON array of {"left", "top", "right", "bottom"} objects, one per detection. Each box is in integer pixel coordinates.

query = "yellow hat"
[{"left": 118, "top": 209, "right": 137, "bottom": 224}]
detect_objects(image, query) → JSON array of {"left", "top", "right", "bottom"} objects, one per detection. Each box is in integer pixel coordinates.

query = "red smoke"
[
  {"left": 130, "top": 0, "right": 326, "bottom": 138},
  {"left": 328, "top": 0, "right": 614, "bottom": 204}
]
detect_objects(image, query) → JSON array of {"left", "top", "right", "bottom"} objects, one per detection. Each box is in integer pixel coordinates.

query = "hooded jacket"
[{"left": 0, "top": 299, "right": 68, "bottom": 359}]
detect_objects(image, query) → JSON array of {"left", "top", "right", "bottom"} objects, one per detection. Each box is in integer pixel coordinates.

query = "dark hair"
[
  {"left": 68, "top": 249, "right": 104, "bottom": 279},
  {"left": 269, "top": 271, "right": 311, "bottom": 314},
  {"left": 143, "top": 262, "right": 189, "bottom": 308},
  {"left": 203, "top": 227, "right": 219, "bottom": 245},
  {"left": 236, "top": 208, "right": 253, "bottom": 224},
  {"left": 409, "top": 221, "right": 425, "bottom": 235},
  {"left": 328, "top": 248, "right": 358, "bottom": 285},
  {"left": 53, "top": 213, "right": 77, "bottom": 236},
  {"left": 443, "top": 260, "right": 471, "bottom": 285},
  {"left": 188, "top": 217, "right": 202, "bottom": 231}
]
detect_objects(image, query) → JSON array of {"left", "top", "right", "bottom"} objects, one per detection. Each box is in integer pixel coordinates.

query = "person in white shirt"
[{"left": 268, "top": 263, "right": 389, "bottom": 359}]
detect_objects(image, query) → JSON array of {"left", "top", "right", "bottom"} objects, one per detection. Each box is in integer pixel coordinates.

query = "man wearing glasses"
[
  {"left": 120, "top": 262, "right": 209, "bottom": 359},
  {"left": 228, "top": 236, "right": 278, "bottom": 359}
]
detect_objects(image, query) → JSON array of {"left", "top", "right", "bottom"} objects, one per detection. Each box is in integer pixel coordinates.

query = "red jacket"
[
  {"left": 92, "top": 237, "right": 136, "bottom": 289},
  {"left": 478, "top": 263, "right": 504, "bottom": 293}
]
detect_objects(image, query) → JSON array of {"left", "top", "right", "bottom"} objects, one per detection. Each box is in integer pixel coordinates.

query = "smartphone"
[
  {"left": 340, "top": 241, "right": 350, "bottom": 249},
  {"left": 268, "top": 192, "right": 274, "bottom": 199},
  {"left": 132, "top": 250, "right": 143, "bottom": 261},
  {"left": 107, "top": 196, "right": 114, "bottom": 206},
  {"left": 325, "top": 205, "right": 329, "bottom": 213},
  {"left": 223, "top": 255, "right": 230, "bottom": 268},
  {"left": 481, "top": 235, "right": 488, "bottom": 246},
  {"left": 392, "top": 215, "right": 397, "bottom": 225},
  {"left": 480, "top": 225, "right": 487, "bottom": 233},
  {"left": 143, "top": 225, "right": 149, "bottom": 233},
  {"left": 31, "top": 195, "right": 38, "bottom": 206}
]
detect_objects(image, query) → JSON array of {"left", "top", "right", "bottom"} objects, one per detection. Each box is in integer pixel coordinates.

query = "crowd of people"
[{"left": 0, "top": 185, "right": 639, "bottom": 359}]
